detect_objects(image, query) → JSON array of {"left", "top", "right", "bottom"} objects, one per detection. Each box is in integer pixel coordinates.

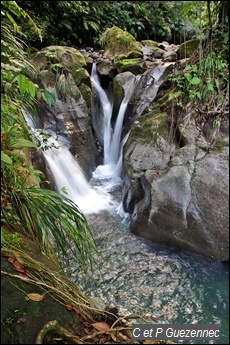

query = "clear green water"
[{"left": 68, "top": 210, "right": 229, "bottom": 344}]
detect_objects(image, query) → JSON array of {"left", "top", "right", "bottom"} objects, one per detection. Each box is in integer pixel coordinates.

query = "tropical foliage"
[
  {"left": 1, "top": 1, "right": 99, "bottom": 269},
  {"left": 16, "top": 1, "right": 228, "bottom": 48},
  {"left": 167, "top": 1, "right": 229, "bottom": 140}
]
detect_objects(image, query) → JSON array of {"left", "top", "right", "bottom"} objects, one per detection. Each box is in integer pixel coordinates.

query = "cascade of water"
[
  {"left": 24, "top": 63, "right": 170, "bottom": 215},
  {"left": 22, "top": 110, "right": 117, "bottom": 214},
  {"left": 91, "top": 63, "right": 113, "bottom": 165},
  {"left": 43, "top": 138, "right": 116, "bottom": 214},
  {"left": 90, "top": 63, "right": 138, "bottom": 179}
]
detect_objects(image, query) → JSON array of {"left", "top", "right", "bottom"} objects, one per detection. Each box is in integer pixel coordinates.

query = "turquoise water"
[{"left": 68, "top": 210, "right": 229, "bottom": 344}]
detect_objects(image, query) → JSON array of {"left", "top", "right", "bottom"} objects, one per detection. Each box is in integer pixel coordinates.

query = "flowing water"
[
  {"left": 25, "top": 65, "right": 229, "bottom": 344},
  {"left": 69, "top": 208, "right": 229, "bottom": 345}
]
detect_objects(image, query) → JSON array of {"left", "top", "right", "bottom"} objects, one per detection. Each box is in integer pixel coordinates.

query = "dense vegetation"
[
  {"left": 1, "top": 1, "right": 229, "bottom": 268},
  {"left": 1, "top": 1, "right": 99, "bottom": 270},
  {"left": 15, "top": 1, "right": 229, "bottom": 49}
]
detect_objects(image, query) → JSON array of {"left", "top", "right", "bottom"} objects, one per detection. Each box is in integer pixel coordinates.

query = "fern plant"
[{"left": 1, "top": 1, "right": 99, "bottom": 270}]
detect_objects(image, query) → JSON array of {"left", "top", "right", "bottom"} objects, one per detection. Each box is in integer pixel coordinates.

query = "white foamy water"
[{"left": 43, "top": 139, "right": 119, "bottom": 214}]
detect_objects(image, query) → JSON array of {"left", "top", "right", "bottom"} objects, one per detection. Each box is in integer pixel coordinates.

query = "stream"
[
  {"left": 27, "top": 63, "right": 229, "bottom": 344},
  {"left": 67, "top": 188, "right": 229, "bottom": 345}
]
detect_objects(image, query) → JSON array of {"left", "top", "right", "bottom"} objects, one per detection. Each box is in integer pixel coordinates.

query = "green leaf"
[
  {"left": 207, "top": 84, "right": 214, "bottom": 92},
  {"left": 10, "top": 138, "right": 37, "bottom": 148},
  {"left": 17, "top": 74, "right": 27, "bottom": 95},
  {"left": 1, "top": 151, "right": 12, "bottom": 164},
  {"left": 42, "top": 91, "right": 56, "bottom": 106},
  {"left": 83, "top": 20, "right": 88, "bottom": 30},
  {"left": 184, "top": 73, "right": 192, "bottom": 81},
  {"left": 17, "top": 74, "right": 37, "bottom": 98},
  {"left": 62, "top": 22, "right": 72, "bottom": 30},
  {"left": 27, "top": 80, "right": 36, "bottom": 98},
  {"left": 190, "top": 77, "right": 201, "bottom": 85}
]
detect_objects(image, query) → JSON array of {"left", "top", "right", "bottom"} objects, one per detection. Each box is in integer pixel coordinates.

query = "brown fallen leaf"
[
  {"left": 92, "top": 322, "right": 110, "bottom": 332},
  {"left": 72, "top": 306, "right": 81, "bottom": 315},
  {"left": 12, "top": 259, "right": 26, "bottom": 274},
  {"left": 79, "top": 316, "right": 87, "bottom": 323},
  {"left": 143, "top": 340, "right": 159, "bottom": 344},
  {"left": 27, "top": 293, "right": 44, "bottom": 302},
  {"left": 8, "top": 257, "right": 38, "bottom": 280}
]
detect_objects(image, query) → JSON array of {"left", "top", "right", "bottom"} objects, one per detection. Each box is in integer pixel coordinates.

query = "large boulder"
[
  {"left": 32, "top": 46, "right": 100, "bottom": 178},
  {"left": 99, "top": 26, "right": 142, "bottom": 58},
  {"left": 32, "top": 45, "right": 87, "bottom": 72},
  {"left": 123, "top": 106, "right": 229, "bottom": 261}
]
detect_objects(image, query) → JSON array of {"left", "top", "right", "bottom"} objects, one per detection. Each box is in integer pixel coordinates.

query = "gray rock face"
[
  {"left": 123, "top": 117, "right": 229, "bottom": 261},
  {"left": 32, "top": 46, "right": 100, "bottom": 178}
]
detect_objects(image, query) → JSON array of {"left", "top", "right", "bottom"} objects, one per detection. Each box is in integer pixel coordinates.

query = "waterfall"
[
  {"left": 91, "top": 63, "right": 138, "bottom": 179},
  {"left": 24, "top": 62, "right": 170, "bottom": 216},
  {"left": 91, "top": 63, "right": 113, "bottom": 165},
  {"left": 43, "top": 138, "right": 116, "bottom": 214},
  {"left": 22, "top": 111, "right": 117, "bottom": 215}
]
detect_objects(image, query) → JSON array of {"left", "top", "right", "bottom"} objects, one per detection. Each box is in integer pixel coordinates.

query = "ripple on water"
[{"left": 66, "top": 210, "right": 229, "bottom": 344}]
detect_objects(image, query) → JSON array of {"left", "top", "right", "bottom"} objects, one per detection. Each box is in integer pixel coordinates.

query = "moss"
[
  {"left": 115, "top": 58, "right": 143, "bottom": 73},
  {"left": 113, "top": 78, "right": 124, "bottom": 103},
  {"left": 114, "top": 54, "right": 127, "bottom": 64},
  {"left": 99, "top": 26, "right": 142, "bottom": 57},
  {"left": 128, "top": 111, "right": 170, "bottom": 146},
  {"left": 141, "top": 40, "right": 159, "bottom": 47},
  {"left": 152, "top": 90, "right": 172, "bottom": 111},
  {"left": 72, "top": 67, "right": 90, "bottom": 87},
  {"left": 51, "top": 63, "right": 63, "bottom": 74},
  {"left": 111, "top": 78, "right": 125, "bottom": 120},
  {"left": 126, "top": 50, "right": 143, "bottom": 58},
  {"left": 1, "top": 230, "right": 22, "bottom": 249},
  {"left": 151, "top": 47, "right": 165, "bottom": 54},
  {"left": 45, "top": 52, "right": 59, "bottom": 64},
  {"left": 78, "top": 84, "right": 92, "bottom": 108}
]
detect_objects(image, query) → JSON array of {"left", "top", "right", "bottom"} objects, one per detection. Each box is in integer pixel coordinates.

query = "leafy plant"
[
  {"left": 3, "top": 187, "right": 99, "bottom": 269},
  {"left": 1, "top": 1, "right": 100, "bottom": 270},
  {"left": 169, "top": 52, "right": 228, "bottom": 106},
  {"left": 3, "top": 317, "right": 14, "bottom": 327}
]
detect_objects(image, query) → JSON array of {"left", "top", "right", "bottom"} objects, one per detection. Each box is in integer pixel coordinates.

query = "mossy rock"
[
  {"left": 114, "top": 54, "right": 128, "bottom": 63},
  {"left": 128, "top": 111, "right": 170, "bottom": 145},
  {"left": 115, "top": 58, "right": 144, "bottom": 74},
  {"left": 126, "top": 50, "right": 143, "bottom": 58},
  {"left": 33, "top": 46, "right": 87, "bottom": 73},
  {"left": 177, "top": 39, "right": 201, "bottom": 59},
  {"left": 112, "top": 78, "right": 125, "bottom": 117},
  {"left": 140, "top": 40, "right": 164, "bottom": 57},
  {"left": 141, "top": 40, "right": 159, "bottom": 48},
  {"left": 78, "top": 83, "right": 92, "bottom": 108},
  {"left": 99, "top": 26, "right": 142, "bottom": 58},
  {"left": 72, "top": 67, "right": 91, "bottom": 87}
]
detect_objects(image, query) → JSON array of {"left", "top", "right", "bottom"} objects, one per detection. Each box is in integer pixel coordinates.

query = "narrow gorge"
[{"left": 21, "top": 28, "right": 229, "bottom": 343}]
